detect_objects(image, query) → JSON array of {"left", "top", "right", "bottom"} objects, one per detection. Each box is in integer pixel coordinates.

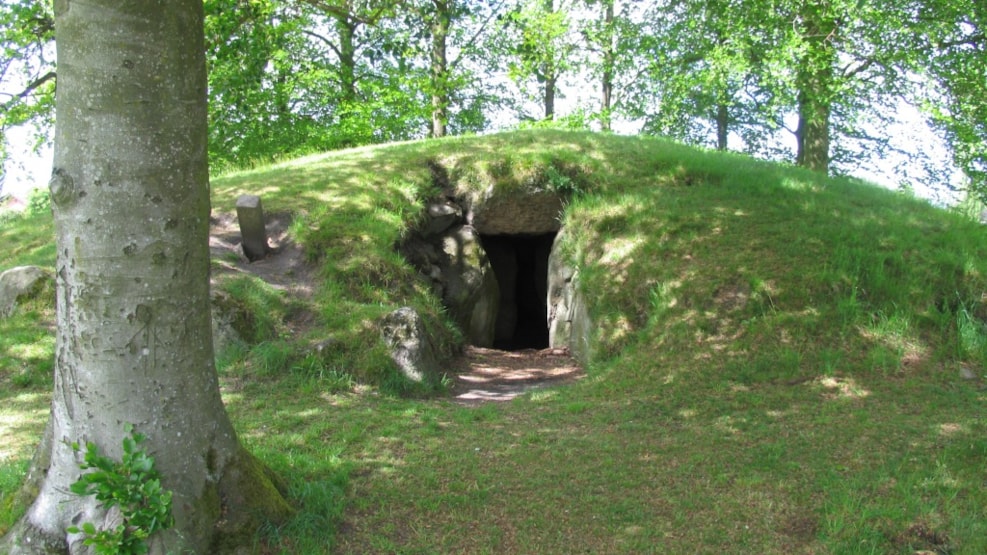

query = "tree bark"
[
  {"left": 430, "top": 0, "right": 450, "bottom": 138},
  {"left": 599, "top": 0, "right": 614, "bottom": 132},
  {"left": 542, "top": 0, "right": 556, "bottom": 121},
  {"left": 337, "top": 15, "right": 359, "bottom": 104},
  {"left": 716, "top": 102, "right": 728, "bottom": 150},
  {"left": 2, "top": 1, "right": 291, "bottom": 553},
  {"left": 544, "top": 74, "right": 557, "bottom": 120},
  {"left": 794, "top": 1, "right": 836, "bottom": 173}
]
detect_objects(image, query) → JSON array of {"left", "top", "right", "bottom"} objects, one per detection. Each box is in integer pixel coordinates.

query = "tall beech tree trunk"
[
  {"left": 2, "top": 1, "right": 291, "bottom": 553},
  {"left": 794, "top": 1, "right": 836, "bottom": 173},
  {"left": 544, "top": 74, "right": 557, "bottom": 120}
]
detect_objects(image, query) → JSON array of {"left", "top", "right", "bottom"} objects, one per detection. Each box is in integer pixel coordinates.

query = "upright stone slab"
[
  {"left": 380, "top": 306, "right": 440, "bottom": 382},
  {"left": 440, "top": 225, "right": 499, "bottom": 347},
  {"left": 547, "top": 231, "right": 592, "bottom": 361},
  {"left": 236, "top": 194, "right": 269, "bottom": 261}
]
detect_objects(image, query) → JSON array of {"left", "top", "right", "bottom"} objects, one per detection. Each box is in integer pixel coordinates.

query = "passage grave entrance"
[{"left": 400, "top": 181, "right": 591, "bottom": 362}]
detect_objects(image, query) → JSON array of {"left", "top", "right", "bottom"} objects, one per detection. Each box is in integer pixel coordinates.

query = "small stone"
[
  {"left": 0, "top": 266, "right": 51, "bottom": 318},
  {"left": 380, "top": 307, "right": 440, "bottom": 382},
  {"left": 423, "top": 201, "right": 462, "bottom": 236}
]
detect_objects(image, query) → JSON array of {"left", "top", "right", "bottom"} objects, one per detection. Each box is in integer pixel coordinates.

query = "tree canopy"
[{"left": 0, "top": 0, "right": 983, "bottom": 201}]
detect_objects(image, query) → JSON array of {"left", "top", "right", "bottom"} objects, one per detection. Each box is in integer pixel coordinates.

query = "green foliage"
[
  {"left": 543, "top": 163, "right": 581, "bottom": 196},
  {"left": 25, "top": 187, "right": 49, "bottom": 216},
  {"left": 67, "top": 426, "right": 174, "bottom": 555},
  {"left": 0, "top": 0, "right": 55, "bottom": 165},
  {"left": 956, "top": 301, "right": 987, "bottom": 364},
  {"left": 912, "top": 0, "right": 987, "bottom": 200}
]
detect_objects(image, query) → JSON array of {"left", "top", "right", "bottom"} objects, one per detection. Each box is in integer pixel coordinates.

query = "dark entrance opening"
[{"left": 481, "top": 232, "right": 557, "bottom": 351}]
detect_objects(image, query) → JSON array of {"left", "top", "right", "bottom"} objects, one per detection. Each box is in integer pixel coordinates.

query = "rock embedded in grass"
[{"left": 0, "top": 265, "right": 51, "bottom": 318}]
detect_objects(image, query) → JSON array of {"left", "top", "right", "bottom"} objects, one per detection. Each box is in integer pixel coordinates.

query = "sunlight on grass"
[
  {"left": 0, "top": 392, "right": 48, "bottom": 462},
  {"left": 7, "top": 338, "right": 54, "bottom": 360},
  {"left": 6, "top": 130, "right": 987, "bottom": 553},
  {"left": 817, "top": 376, "right": 871, "bottom": 399}
]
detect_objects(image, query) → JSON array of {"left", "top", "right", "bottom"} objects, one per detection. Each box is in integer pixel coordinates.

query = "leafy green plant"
[
  {"left": 67, "top": 425, "right": 174, "bottom": 555},
  {"left": 544, "top": 164, "right": 580, "bottom": 196},
  {"left": 26, "top": 188, "right": 50, "bottom": 216}
]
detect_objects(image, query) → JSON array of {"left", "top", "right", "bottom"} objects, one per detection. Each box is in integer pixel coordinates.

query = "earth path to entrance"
[{"left": 448, "top": 346, "right": 585, "bottom": 406}]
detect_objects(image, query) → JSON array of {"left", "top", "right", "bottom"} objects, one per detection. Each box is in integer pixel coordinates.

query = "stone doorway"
[
  {"left": 481, "top": 233, "right": 557, "bottom": 351},
  {"left": 399, "top": 174, "right": 592, "bottom": 363}
]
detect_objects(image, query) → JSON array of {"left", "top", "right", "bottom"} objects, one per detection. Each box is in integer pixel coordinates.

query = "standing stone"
[
  {"left": 236, "top": 194, "right": 270, "bottom": 261},
  {"left": 547, "top": 231, "right": 593, "bottom": 361},
  {"left": 441, "top": 225, "right": 500, "bottom": 347},
  {"left": 380, "top": 307, "right": 440, "bottom": 382}
]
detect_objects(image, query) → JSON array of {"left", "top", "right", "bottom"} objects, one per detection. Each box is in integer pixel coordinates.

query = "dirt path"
[{"left": 448, "top": 346, "right": 585, "bottom": 406}]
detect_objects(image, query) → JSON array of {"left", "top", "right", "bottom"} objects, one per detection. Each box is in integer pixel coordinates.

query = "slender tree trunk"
[
  {"left": 795, "top": 2, "right": 836, "bottom": 173},
  {"left": 542, "top": 0, "right": 556, "bottom": 120},
  {"left": 337, "top": 15, "right": 358, "bottom": 104},
  {"left": 544, "top": 74, "right": 557, "bottom": 120},
  {"left": 2, "top": 1, "right": 291, "bottom": 553},
  {"left": 716, "top": 102, "right": 728, "bottom": 150},
  {"left": 600, "top": 0, "right": 614, "bottom": 132},
  {"left": 430, "top": 0, "right": 450, "bottom": 138}
]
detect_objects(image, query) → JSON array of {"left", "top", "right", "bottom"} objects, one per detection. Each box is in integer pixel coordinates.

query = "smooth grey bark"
[{"left": 2, "top": 1, "right": 289, "bottom": 553}]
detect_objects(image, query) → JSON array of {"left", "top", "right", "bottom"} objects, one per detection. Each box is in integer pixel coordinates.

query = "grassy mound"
[{"left": 3, "top": 129, "right": 987, "bottom": 553}]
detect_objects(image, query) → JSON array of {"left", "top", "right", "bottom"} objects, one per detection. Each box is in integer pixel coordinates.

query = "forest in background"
[{"left": 1, "top": 0, "right": 984, "bottom": 203}]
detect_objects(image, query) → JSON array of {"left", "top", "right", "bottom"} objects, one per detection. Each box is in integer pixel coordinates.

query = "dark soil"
[{"left": 448, "top": 346, "right": 585, "bottom": 406}]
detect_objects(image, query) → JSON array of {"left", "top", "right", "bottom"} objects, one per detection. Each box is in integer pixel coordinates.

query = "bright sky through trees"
[{"left": 0, "top": 0, "right": 980, "bottom": 207}]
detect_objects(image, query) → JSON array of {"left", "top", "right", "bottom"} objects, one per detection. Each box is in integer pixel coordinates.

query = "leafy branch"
[{"left": 67, "top": 425, "right": 174, "bottom": 555}]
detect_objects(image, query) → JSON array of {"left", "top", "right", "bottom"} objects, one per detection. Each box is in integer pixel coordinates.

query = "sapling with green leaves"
[{"left": 67, "top": 426, "right": 173, "bottom": 555}]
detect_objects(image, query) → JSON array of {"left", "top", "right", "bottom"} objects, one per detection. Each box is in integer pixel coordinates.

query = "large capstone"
[{"left": 469, "top": 190, "right": 564, "bottom": 235}]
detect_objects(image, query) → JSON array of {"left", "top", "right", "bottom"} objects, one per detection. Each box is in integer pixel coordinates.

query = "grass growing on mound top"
[{"left": 3, "top": 129, "right": 987, "bottom": 553}]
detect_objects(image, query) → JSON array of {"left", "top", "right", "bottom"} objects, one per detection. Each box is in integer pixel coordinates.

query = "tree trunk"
[
  {"left": 599, "top": 0, "right": 614, "bottom": 132},
  {"left": 337, "top": 15, "right": 358, "bottom": 104},
  {"left": 794, "top": 2, "right": 836, "bottom": 173},
  {"left": 2, "top": 1, "right": 291, "bottom": 553},
  {"left": 542, "top": 0, "right": 556, "bottom": 121},
  {"left": 544, "top": 74, "right": 557, "bottom": 120},
  {"left": 430, "top": 0, "right": 450, "bottom": 138},
  {"left": 716, "top": 102, "right": 728, "bottom": 150}
]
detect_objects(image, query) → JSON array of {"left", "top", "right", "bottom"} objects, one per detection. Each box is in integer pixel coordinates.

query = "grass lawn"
[{"left": 2, "top": 129, "right": 987, "bottom": 553}]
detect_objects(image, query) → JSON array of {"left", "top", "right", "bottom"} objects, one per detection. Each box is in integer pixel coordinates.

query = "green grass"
[{"left": 3, "top": 129, "right": 987, "bottom": 553}]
